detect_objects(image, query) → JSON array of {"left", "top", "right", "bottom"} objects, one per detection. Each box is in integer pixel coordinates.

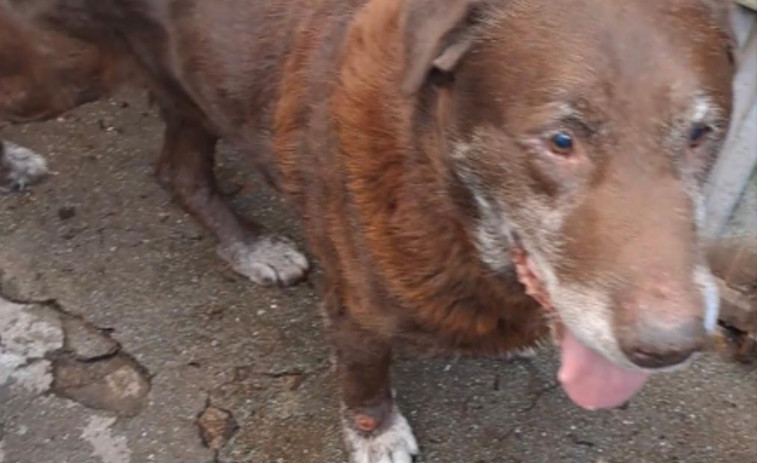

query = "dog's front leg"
[
  {"left": 333, "top": 321, "right": 419, "bottom": 463},
  {"left": 155, "top": 107, "right": 309, "bottom": 286}
]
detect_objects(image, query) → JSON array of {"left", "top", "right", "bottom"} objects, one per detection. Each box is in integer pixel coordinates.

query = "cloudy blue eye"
[
  {"left": 689, "top": 124, "right": 711, "bottom": 147},
  {"left": 550, "top": 131, "right": 574, "bottom": 154}
]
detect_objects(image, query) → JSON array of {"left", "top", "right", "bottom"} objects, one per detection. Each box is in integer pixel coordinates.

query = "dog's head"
[
  {"left": 0, "top": 3, "right": 127, "bottom": 122},
  {"left": 401, "top": 0, "right": 735, "bottom": 408}
]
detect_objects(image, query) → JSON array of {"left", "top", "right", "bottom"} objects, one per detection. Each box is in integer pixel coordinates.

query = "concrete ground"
[{"left": 1, "top": 91, "right": 755, "bottom": 463}]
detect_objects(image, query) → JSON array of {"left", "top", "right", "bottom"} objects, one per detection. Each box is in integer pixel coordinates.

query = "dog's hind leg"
[
  {"left": 0, "top": 139, "right": 49, "bottom": 194},
  {"left": 333, "top": 321, "right": 419, "bottom": 463},
  {"left": 155, "top": 111, "right": 309, "bottom": 286}
]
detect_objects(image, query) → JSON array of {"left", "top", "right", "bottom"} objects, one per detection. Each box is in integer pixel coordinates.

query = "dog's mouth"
[{"left": 511, "top": 243, "right": 651, "bottom": 410}]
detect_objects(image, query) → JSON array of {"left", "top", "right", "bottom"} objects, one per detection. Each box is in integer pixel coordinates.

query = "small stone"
[
  {"left": 62, "top": 316, "right": 119, "bottom": 361},
  {"left": 197, "top": 405, "right": 238, "bottom": 451},
  {"left": 58, "top": 206, "right": 76, "bottom": 220},
  {"left": 205, "top": 306, "right": 225, "bottom": 320},
  {"left": 61, "top": 230, "right": 78, "bottom": 240}
]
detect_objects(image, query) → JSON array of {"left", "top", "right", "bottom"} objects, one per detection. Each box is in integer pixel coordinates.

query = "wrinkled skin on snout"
[{"left": 444, "top": 1, "right": 734, "bottom": 408}]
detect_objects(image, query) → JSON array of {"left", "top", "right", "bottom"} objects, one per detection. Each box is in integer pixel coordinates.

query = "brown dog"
[{"left": 0, "top": 0, "right": 735, "bottom": 461}]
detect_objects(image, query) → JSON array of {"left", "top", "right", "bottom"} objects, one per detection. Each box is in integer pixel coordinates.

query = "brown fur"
[
  {"left": 0, "top": 0, "right": 735, "bottom": 456},
  {"left": 328, "top": 0, "right": 545, "bottom": 352}
]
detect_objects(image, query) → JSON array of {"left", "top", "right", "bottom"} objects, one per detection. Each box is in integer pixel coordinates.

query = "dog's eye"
[
  {"left": 549, "top": 131, "right": 574, "bottom": 155},
  {"left": 688, "top": 124, "right": 712, "bottom": 148},
  {"left": 428, "top": 67, "right": 455, "bottom": 87}
]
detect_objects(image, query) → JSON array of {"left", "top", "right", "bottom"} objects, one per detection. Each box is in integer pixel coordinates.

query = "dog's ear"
[{"left": 400, "top": 0, "right": 493, "bottom": 95}]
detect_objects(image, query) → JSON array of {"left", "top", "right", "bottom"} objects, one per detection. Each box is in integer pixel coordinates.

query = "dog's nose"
[
  {"left": 619, "top": 316, "right": 706, "bottom": 369},
  {"left": 617, "top": 284, "right": 707, "bottom": 369},
  {"left": 622, "top": 342, "right": 700, "bottom": 369}
]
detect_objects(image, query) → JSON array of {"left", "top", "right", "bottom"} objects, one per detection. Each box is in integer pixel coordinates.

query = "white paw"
[
  {"left": 217, "top": 236, "right": 309, "bottom": 286},
  {"left": 0, "top": 140, "right": 49, "bottom": 193},
  {"left": 344, "top": 406, "right": 419, "bottom": 463}
]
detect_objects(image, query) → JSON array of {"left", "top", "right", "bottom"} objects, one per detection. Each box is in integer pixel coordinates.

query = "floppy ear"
[{"left": 400, "top": 0, "right": 493, "bottom": 95}]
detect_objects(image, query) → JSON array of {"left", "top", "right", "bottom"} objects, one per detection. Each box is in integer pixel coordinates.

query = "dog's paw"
[
  {"left": 344, "top": 406, "right": 419, "bottom": 463},
  {"left": 0, "top": 141, "right": 49, "bottom": 194},
  {"left": 217, "top": 235, "right": 309, "bottom": 286}
]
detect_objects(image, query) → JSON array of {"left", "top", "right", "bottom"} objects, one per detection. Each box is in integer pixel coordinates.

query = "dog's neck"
[{"left": 327, "top": 0, "right": 547, "bottom": 353}]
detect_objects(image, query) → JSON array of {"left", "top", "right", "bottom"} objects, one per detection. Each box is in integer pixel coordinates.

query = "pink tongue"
[{"left": 558, "top": 329, "right": 651, "bottom": 410}]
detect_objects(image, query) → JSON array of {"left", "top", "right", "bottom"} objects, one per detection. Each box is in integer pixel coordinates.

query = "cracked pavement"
[{"left": 1, "top": 91, "right": 756, "bottom": 463}]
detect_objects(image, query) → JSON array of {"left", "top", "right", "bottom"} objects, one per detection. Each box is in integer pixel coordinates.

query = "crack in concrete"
[
  {"left": 520, "top": 382, "right": 560, "bottom": 413},
  {"left": 0, "top": 290, "right": 151, "bottom": 416}
]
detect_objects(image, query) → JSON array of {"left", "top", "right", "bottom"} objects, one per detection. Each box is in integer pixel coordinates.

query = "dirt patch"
[
  {"left": 197, "top": 403, "right": 239, "bottom": 452},
  {"left": 52, "top": 352, "right": 150, "bottom": 416}
]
